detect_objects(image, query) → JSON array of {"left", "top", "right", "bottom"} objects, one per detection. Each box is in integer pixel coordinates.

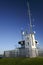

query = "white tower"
[
  {"left": 25, "top": 33, "right": 38, "bottom": 57},
  {"left": 24, "top": 2, "right": 38, "bottom": 57}
]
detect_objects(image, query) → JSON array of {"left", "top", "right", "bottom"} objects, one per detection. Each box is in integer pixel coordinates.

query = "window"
[
  {"left": 28, "top": 42, "right": 29, "bottom": 45},
  {"left": 27, "top": 37, "right": 29, "bottom": 40}
]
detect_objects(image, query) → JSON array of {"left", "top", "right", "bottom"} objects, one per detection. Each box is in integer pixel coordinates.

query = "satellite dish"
[{"left": 22, "top": 31, "right": 25, "bottom": 35}]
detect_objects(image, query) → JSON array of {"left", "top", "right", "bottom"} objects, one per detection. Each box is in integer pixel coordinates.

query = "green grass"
[{"left": 0, "top": 57, "right": 43, "bottom": 65}]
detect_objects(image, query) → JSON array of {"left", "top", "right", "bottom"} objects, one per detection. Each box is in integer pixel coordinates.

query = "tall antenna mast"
[{"left": 27, "top": 2, "right": 33, "bottom": 34}]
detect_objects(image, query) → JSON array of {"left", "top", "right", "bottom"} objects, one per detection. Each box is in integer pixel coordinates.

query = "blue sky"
[{"left": 0, "top": 0, "right": 43, "bottom": 54}]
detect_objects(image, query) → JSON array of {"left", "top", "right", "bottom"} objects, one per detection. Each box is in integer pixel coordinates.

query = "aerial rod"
[{"left": 27, "top": 1, "right": 33, "bottom": 33}]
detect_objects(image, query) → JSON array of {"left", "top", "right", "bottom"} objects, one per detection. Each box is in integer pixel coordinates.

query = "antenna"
[
  {"left": 27, "top": 1, "right": 33, "bottom": 34},
  {"left": 21, "top": 28, "right": 27, "bottom": 40},
  {"left": 21, "top": 28, "right": 25, "bottom": 40}
]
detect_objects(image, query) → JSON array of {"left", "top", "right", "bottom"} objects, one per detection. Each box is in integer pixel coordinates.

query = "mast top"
[{"left": 27, "top": 2, "right": 33, "bottom": 34}]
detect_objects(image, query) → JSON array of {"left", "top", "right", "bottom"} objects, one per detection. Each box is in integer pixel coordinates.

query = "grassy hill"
[{"left": 0, "top": 57, "right": 43, "bottom": 65}]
